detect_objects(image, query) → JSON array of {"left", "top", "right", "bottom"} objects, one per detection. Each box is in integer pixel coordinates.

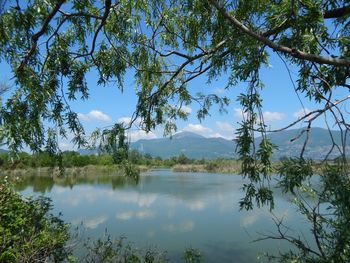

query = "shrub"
[{"left": 0, "top": 179, "right": 71, "bottom": 262}]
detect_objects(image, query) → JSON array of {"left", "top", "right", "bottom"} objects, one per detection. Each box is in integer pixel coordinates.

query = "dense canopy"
[{"left": 0, "top": 0, "right": 349, "bottom": 151}]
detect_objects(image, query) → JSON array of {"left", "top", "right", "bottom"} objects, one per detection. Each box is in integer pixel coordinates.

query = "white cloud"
[
  {"left": 215, "top": 121, "right": 235, "bottom": 140},
  {"left": 180, "top": 105, "right": 192, "bottom": 114},
  {"left": 263, "top": 111, "right": 285, "bottom": 121},
  {"left": 77, "top": 113, "right": 89, "bottom": 121},
  {"left": 58, "top": 142, "right": 74, "bottom": 151},
  {"left": 241, "top": 213, "right": 260, "bottom": 227},
  {"left": 136, "top": 209, "right": 155, "bottom": 219},
  {"left": 214, "top": 88, "right": 226, "bottom": 94},
  {"left": 234, "top": 108, "right": 284, "bottom": 122},
  {"left": 84, "top": 215, "right": 108, "bottom": 229},
  {"left": 163, "top": 220, "right": 195, "bottom": 233},
  {"left": 89, "top": 110, "right": 112, "bottom": 122},
  {"left": 128, "top": 130, "right": 157, "bottom": 142},
  {"left": 216, "top": 121, "right": 234, "bottom": 132},
  {"left": 187, "top": 201, "right": 206, "bottom": 211},
  {"left": 210, "top": 132, "right": 226, "bottom": 138},
  {"left": 183, "top": 123, "right": 213, "bottom": 135},
  {"left": 116, "top": 211, "right": 134, "bottom": 221},
  {"left": 107, "top": 191, "right": 158, "bottom": 207},
  {"left": 62, "top": 196, "right": 81, "bottom": 207},
  {"left": 241, "top": 209, "right": 290, "bottom": 227},
  {"left": 170, "top": 105, "right": 192, "bottom": 114},
  {"left": 234, "top": 108, "right": 247, "bottom": 119},
  {"left": 116, "top": 209, "right": 155, "bottom": 221},
  {"left": 293, "top": 108, "right": 312, "bottom": 119},
  {"left": 78, "top": 110, "right": 112, "bottom": 122},
  {"left": 182, "top": 123, "right": 232, "bottom": 139},
  {"left": 116, "top": 116, "right": 158, "bottom": 141},
  {"left": 118, "top": 116, "right": 132, "bottom": 125}
]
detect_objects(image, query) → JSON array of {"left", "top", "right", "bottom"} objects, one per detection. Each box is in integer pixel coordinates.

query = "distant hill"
[
  {"left": 263, "top": 127, "right": 350, "bottom": 160},
  {"left": 131, "top": 131, "right": 235, "bottom": 159},
  {"left": 78, "top": 128, "right": 350, "bottom": 160},
  {"left": 130, "top": 128, "right": 350, "bottom": 160},
  {"left": 0, "top": 149, "right": 8, "bottom": 154},
  {"left": 78, "top": 148, "right": 99, "bottom": 155}
]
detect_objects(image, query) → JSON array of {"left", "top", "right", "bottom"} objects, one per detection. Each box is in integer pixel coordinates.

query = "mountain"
[
  {"left": 130, "top": 128, "right": 350, "bottom": 160},
  {"left": 264, "top": 127, "right": 349, "bottom": 160},
  {"left": 131, "top": 131, "right": 235, "bottom": 159},
  {"left": 78, "top": 128, "right": 349, "bottom": 160}
]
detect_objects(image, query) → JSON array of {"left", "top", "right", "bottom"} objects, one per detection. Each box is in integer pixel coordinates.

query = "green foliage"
[
  {"left": 0, "top": 179, "right": 71, "bottom": 262},
  {"left": 261, "top": 160, "right": 350, "bottom": 263},
  {"left": 98, "top": 124, "right": 129, "bottom": 165},
  {"left": 277, "top": 158, "right": 313, "bottom": 194},
  {"left": 81, "top": 236, "right": 167, "bottom": 263},
  {"left": 235, "top": 82, "right": 276, "bottom": 210},
  {"left": 183, "top": 248, "right": 202, "bottom": 263},
  {"left": 122, "top": 160, "right": 140, "bottom": 181},
  {"left": 177, "top": 153, "right": 191, "bottom": 165}
]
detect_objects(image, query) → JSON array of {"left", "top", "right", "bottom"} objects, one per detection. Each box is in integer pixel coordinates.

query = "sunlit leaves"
[
  {"left": 277, "top": 157, "right": 313, "bottom": 194},
  {"left": 99, "top": 123, "right": 128, "bottom": 165}
]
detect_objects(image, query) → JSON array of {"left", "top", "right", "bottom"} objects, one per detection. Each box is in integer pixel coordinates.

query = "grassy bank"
[
  {"left": 0, "top": 164, "right": 149, "bottom": 179},
  {"left": 172, "top": 160, "right": 241, "bottom": 174}
]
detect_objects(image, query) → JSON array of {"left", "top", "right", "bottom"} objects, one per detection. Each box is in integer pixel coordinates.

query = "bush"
[{"left": 0, "top": 179, "right": 71, "bottom": 262}]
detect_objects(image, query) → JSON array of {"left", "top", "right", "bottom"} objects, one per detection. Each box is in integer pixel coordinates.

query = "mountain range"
[{"left": 130, "top": 127, "right": 350, "bottom": 160}]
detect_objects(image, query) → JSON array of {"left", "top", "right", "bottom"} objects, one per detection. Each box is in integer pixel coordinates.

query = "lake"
[{"left": 15, "top": 169, "right": 313, "bottom": 262}]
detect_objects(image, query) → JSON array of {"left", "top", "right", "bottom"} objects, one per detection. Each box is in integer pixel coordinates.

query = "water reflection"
[
  {"left": 15, "top": 173, "right": 137, "bottom": 192},
  {"left": 82, "top": 214, "right": 109, "bottom": 229},
  {"left": 16, "top": 170, "right": 312, "bottom": 263},
  {"left": 116, "top": 209, "right": 155, "bottom": 220},
  {"left": 163, "top": 220, "right": 195, "bottom": 233},
  {"left": 15, "top": 175, "right": 55, "bottom": 193},
  {"left": 240, "top": 208, "right": 290, "bottom": 228}
]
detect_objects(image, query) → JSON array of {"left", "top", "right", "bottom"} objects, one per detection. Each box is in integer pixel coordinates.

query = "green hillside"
[
  {"left": 130, "top": 128, "right": 350, "bottom": 160},
  {"left": 131, "top": 131, "right": 235, "bottom": 159}
]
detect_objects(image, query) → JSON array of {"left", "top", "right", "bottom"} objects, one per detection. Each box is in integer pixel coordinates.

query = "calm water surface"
[{"left": 16, "top": 169, "right": 313, "bottom": 262}]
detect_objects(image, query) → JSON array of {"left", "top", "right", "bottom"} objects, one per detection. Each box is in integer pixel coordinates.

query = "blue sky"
[
  {"left": 62, "top": 52, "right": 331, "bottom": 141},
  {"left": 1, "top": 46, "right": 348, "bottom": 151}
]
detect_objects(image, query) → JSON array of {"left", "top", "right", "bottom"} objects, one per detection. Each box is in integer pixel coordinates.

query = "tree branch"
[
  {"left": 58, "top": 10, "right": 103, "bottom": 20},
  {"left": 268, "top": 95, "right": 350, "bottom": 133},
  {"left": 324, "top": 5, "right": 350, "bottom": 19},
  {"left": 17, "top": 0, "right": 66, "bottom": 72},
  {"left": 74, "top": 0, "right": 112, "bottom": 59},
  {"left": 210, "top": 1, "right": 350, "bottom": 67}
]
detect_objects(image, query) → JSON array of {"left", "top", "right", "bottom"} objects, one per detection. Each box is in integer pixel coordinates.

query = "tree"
[
  {"left": 95, "top": 123, "right": 129, "bottom": 164},
  {"left": 177, "top": 153, "right": 191, "bottom": 165},
  {"left": 0, "top": 0, "right": 350, "bottom": 261}
]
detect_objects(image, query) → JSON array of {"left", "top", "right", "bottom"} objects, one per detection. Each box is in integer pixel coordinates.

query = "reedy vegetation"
[{"left": 0, "top": 0, "right": 350, "bottom": 262}]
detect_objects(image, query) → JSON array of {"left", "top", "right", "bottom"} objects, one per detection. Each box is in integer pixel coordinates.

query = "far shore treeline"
[
  {"left": 0, "top": 150, "right": 241, "bottom": 173},
  {"left": 0, "top": 150, "right": 344, "bottom": 176}
]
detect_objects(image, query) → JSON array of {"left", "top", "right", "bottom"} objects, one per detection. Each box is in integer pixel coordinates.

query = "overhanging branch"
[
  {"left": 17, "top": 0, "right": 66, "bottom": 72},
  {"left": 324, "top": 5, "right": 350, "bottom": 19},
  {"left": 210, "top": 1, "right": 350, "bottom": 68}
]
